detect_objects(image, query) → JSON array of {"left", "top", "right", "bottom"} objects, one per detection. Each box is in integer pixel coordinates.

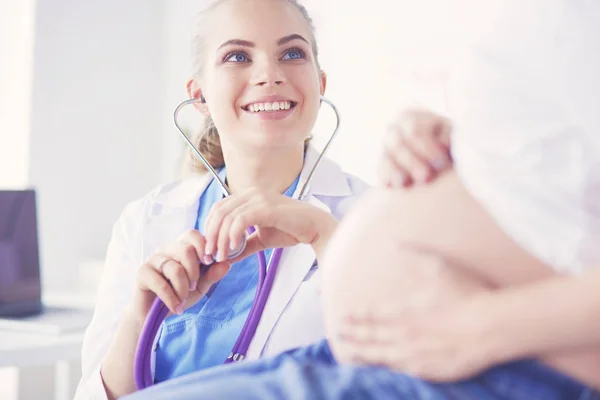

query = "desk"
[
  {"left": 0, "top": 293, "right": 94, "bottom": 400},
  {"left": 0, "top": 329, "right": 84, "bottom": 368}
]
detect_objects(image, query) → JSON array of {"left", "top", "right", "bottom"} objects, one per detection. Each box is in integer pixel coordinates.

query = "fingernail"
[
  {"left": 189, "top": 281, "right": 197, "bottom": 291},
  {"left": 202, "top": 255, "right": 213, "bottom": 265},
  {"left": 176, "top": 305, "right": 184, "bottom": 315},
  {"left": 431, "top": 155, "right": 449, "bottom": 171}
]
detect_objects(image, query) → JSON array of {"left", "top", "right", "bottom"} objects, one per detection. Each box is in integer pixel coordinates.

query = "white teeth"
[{"left": 246, "top": 101, "right": 292, "bottom": 112}]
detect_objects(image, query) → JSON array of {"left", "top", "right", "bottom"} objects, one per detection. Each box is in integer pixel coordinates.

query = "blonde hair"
[{"left": 185, "top": 0, "right": 320, "bottom": 174}]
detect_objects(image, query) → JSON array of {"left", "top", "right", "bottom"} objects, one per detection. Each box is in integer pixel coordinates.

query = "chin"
[{"left": 242, "top": 127, "right": 308, "bottom": 150}]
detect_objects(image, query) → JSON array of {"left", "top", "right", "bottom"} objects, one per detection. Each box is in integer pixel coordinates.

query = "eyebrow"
[
  {"left": 217, "top": 34, "right": 309, "bottom": 50},
  {"left": 277, "top": 34, "right": 309, "bottom": 46}
]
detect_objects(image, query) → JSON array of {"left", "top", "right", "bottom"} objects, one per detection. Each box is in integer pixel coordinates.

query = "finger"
[
  {"left": 204, "top": 194, "right": 251, "bottom": 256},
  {"left": 406, "top": 134, "right": 452, "bottom": 174},
  {"left": 203, "top": 193, "right": 236, "bottom": 238},
  {"left": 386, "top": 140, "right": 434, "bottom": 184},
  {"left": 434, "top": 116, "right": 452, "bottom": 150},
  {"left": 159, "top": 259, "right": 190, "bottom": 309},
  {"left": 160, "top": 240, "right": 202, "bottom": 291},
  {"left": 227, "top": 231, "right": 265, "bottom": 263},
  {"left": 344, "top": 342, "right": 391, "bottom": 367},
  {"left": 215, "top": 199, "right": 260, "bottom": 262},
  {"left": 226, "top": 209, "right": 251, "bottom": 256},
  {"left": 195, "top": 261, "right": 231, "bottom": 296},
  {"left": 339, "top": 317, "right": 399, "bottom": 345},
  {"left": 337, "top": 320, "right": 412, "bottom": 368},
  {"left": 138, "top": 263, "right": 183, "bottom": 315},
  {"left": 377, "top": 152, "right": 412, "bottom": 189},
  {"left": 228, "top": 202, "right": 269, "bottom": 251},
  {"left": 185, "top": 261, "right": 232, "bottom": 307},
  {"left": 389, "top": 111, "right": 453, "bottom": 174},
  {"left": 215, "top": 212, "right": 234, "bottom": 262},
  {"left": 383, "top": 124, "right": 432, "bottom": 180},
  {"left": 178, "top": 229, "right": 211, "bottom": 264}
]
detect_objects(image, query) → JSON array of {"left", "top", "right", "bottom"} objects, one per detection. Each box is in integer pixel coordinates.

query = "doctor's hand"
[
  {"left": 380, "top": 109, "right": 453, "bottom": 189},
  {"left": 333, "top": 247, "right": 495, "bottom": 382},
  {"left": 132, "top": 230, "right": 231, "bottom": 320},
  {"left": 203, "top": 188, "right": 338, "bottom": 262}
]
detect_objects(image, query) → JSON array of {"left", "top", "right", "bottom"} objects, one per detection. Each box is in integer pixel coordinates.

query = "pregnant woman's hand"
[
  {"left": 332, "top": 246, "right": 495, "bottom": 382},
  {"left": 380, "top": 109, "right": 453, "bottom": 189},
  {"left": 203, "top": 188, "right": 338, "bottom": 262}
]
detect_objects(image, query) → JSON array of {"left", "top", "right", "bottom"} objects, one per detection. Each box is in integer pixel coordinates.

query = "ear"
[
  {"left": 186, "top": 78, "right": 210, "bottom": 116},
  {"left": 319, "top": 70, "right": 328, "bottom": 96}
]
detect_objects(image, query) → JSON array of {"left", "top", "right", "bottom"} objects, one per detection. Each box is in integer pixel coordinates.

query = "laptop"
[{"left": 0, "top": 189, "right": 93, "bottom": 334}]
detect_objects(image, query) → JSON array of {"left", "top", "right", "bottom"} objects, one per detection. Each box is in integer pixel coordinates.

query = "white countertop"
[{"left": 0, "top": 291, "right": 96, "bottom": 368}]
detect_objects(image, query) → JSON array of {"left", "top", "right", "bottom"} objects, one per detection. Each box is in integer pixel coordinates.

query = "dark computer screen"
[{"left": 0, "top": 190, "right": 42, "bottom": 317}]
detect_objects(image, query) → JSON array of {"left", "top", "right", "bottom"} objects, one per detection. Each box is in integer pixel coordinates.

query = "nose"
[{"left": 250, "top": 59, "right": 287, "bottom": 87}]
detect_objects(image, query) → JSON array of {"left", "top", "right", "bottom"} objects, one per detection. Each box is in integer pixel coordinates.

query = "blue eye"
[
  {"left": 225, "top": 52, "right": 249, "bottom": 63},
  {"left": 282, "top": 48, "right": 305, "bottom": 60}
]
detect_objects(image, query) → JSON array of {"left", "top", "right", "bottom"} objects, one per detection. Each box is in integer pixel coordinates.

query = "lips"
[{"left": 241, "top": 95, "right": 298, "bottom": 112}]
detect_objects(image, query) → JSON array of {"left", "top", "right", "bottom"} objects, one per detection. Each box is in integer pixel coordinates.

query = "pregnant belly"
[{"left": 321, "top": 181, "right": 600, "bottom": 389}]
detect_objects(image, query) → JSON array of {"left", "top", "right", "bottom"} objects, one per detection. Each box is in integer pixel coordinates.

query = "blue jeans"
[{"left": 125, "top": 339, "right": 600, "bottom": 400}]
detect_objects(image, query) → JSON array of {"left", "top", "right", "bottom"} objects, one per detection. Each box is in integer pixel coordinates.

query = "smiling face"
[{"left": 188, "top": 0, "right": 326, "bottom": 154}]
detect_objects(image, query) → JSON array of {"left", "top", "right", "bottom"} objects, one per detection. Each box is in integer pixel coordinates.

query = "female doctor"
[{"left": 73, "top": 0, "right": 372, "bottom": 398}]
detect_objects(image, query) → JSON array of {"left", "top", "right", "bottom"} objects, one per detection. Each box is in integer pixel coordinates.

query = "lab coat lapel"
[
  {"left": 141, "top": 175, "right": 212, "bottom": 262},
  {"left": 246, "top": 148, "right": 352, "bottom": 357}
]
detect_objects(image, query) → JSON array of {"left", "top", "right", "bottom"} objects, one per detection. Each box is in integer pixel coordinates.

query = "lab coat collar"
[
  {"left": 297, "top": 145, "right": 352, "bottom": 198},
  {"left": 150, "top": 145, "right": 351, "bottom": 209}
]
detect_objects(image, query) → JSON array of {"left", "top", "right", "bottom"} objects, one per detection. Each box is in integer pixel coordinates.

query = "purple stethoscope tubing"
[{"left": 133, "top": 96, "right": 340, "bottom": 391}]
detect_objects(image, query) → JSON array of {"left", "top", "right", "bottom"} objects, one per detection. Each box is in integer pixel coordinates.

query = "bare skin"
[{"left": 322, "top": 170, "right": 600, "bottom": 388}]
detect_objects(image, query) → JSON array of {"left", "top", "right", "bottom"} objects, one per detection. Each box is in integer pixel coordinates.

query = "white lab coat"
[{"left": 74, "top": 146, "right": 369, "bottom": 399}]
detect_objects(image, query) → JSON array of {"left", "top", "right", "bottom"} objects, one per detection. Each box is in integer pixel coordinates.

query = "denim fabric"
[{"left": 128, "top": 339, "right": 599, "bottom": 400}]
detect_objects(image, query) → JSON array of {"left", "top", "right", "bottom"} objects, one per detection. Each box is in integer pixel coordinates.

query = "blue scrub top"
[{"left": 153, "top": 169, "right": 300, "bottom": 383}]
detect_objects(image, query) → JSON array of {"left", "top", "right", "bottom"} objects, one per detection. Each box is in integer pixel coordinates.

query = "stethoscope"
[{"left": 133, "top": 96, "right": 341, "bottom": 390}]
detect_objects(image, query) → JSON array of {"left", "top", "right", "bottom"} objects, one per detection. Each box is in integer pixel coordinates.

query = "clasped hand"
[
  {"left": 133, "top": 188, "right": 335, "bottom": 320},
  {"left": 203, "top": 187, "right": 335, "bottom": 262}
]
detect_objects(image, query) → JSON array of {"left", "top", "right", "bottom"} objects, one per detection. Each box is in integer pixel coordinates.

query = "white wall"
[
  {"left": 159, "top": 0, "right": 456, "bottom": 186},
  {"left": 309, "top": 0, "right": 456, "bottom": 182},
  {"left": 0, "top": 0, "right": 36, "bottom": 188},
  {"left": 159, "top": 0, "right": 205, "bottom": 182},
  {"left": 29, "top": 0, "right": 167, "bottom": 292}
]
